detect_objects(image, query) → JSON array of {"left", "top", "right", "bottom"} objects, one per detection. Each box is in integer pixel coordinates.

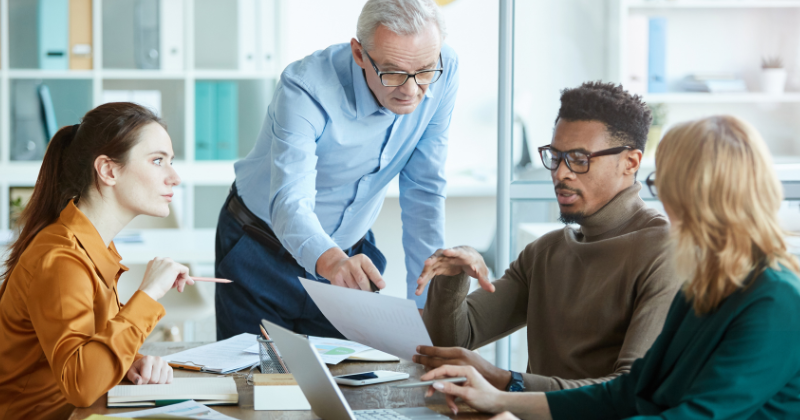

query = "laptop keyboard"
[{"left": 354, "top": 409, "right": 413, "bottom": 420}]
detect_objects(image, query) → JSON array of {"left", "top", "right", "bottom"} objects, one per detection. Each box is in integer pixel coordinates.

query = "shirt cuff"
[
  {"left": 299, "top": 233, "right": 340, "bottom": 278},
  {"left": 118, "top": 290, "right": 166, "bottom": 337}
]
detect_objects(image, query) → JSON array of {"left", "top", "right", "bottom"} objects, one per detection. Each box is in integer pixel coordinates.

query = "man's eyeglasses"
[
  {"left": 645, "top": 172, "right": 657, "bottom": 198},
  {"left": 538, "top": 145, "right": 632, "bottom": 174},
  {"left": 362, "top": 50, "right": 444, "bottom": 87}
]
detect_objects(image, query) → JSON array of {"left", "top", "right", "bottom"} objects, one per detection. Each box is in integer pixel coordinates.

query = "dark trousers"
[{"left": 214, "top": 186, "right": 387, "bottom": 340}]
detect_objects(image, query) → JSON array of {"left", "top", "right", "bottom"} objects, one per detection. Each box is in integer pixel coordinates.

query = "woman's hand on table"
[{"left": 127, "top": 355, "right": 173, "bottom": 385}]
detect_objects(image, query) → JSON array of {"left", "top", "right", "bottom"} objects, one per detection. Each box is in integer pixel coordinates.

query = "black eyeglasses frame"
[
  {"left": 537, "top": 145, "right": 633, "bottom": 174},
  {"left": 362, "top": 49, "right": 444, "bottom": 87}
]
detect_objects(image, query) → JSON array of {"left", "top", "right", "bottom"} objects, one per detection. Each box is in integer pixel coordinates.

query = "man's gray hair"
[{"left": 356, "top": 0, "right": 447, "bottom": 51}]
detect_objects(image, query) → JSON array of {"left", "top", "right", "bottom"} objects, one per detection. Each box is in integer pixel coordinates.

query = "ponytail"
[{"left": 2, "top": 103, "right": 163, "bottom": 282}]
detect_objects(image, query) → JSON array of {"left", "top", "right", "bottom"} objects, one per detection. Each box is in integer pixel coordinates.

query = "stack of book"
[{"left": 682, "top": 73, "right": 747, "bottom": 93}]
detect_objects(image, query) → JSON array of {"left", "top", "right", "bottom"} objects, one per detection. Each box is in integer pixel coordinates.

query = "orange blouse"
[{"left": 0, "top": 201, "right": 165, "bottom": 420}]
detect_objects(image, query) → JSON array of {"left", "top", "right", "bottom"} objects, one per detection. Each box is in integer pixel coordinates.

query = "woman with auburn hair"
[
  {"left": 420, "top": 115, "right": 800, "bottom": 420},
  {"left": 0, "top": 103, "right": 194, "bottom": 420}
]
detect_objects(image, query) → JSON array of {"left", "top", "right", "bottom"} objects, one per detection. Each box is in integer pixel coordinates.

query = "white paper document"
[
  {"left": 115, "top": 400, "right": 237, "bottom": 419},
  {"left": 162, "top": 333, "right": 259, "bottom": 374},
  {"left": 308, "top": 336, "right": 371, "bottom": 364},
  {"left": 299, "top": 278, "right": 433, "bottom": 361}
]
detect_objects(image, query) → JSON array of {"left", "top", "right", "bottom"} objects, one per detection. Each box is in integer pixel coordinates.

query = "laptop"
[{"left": 262, "top": 319, "right": 450, "bottom": 420}]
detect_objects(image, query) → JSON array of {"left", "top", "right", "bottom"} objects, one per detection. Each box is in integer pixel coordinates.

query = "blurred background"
[{"left": 0, "top": 0, "right": 799, "bottom": 372}]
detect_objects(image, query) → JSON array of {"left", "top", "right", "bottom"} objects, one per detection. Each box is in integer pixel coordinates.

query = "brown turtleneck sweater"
[{"left": 423, "top": 182, "right": 680, "bottom": 392}]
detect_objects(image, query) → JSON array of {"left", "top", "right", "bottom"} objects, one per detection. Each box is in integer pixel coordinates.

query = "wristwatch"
[{"left": 505, "top": 371, "right": 525, "bottom": 392}]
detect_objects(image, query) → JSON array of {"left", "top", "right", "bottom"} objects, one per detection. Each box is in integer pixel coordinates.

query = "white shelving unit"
[
  {"left": 0, "top": 0, "right": 281, "bottom": 236},
  {"left": 611, "top": 0, "right": 800, "bottom": 198}
]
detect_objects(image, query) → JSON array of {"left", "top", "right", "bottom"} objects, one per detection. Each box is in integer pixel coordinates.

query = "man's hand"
[
  {"left": 415, "top": 246, "right": 494, "bottom": 296},
  {"left": 316, "top": 247, "right": 386, "bottom": 291},
  {"left": 414, "top": 345, "right": 512, "bottom": 390},
  {"left": 127, "top": 356, "right": 173, "bottom": 385}
]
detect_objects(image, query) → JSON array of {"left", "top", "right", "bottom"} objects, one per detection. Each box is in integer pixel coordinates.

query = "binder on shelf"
[
  {"left": 68, "top": 0, "right": 93, "bottom": 70},
  {"left": 216, "top": 82, "right": 239, "bottom": 160},
  {"left": 627, "top": 15, "right": 648, "bottom": 95},
  {"left": 257, "top": 0, "right": 278, "bottom": 74},
  {"left": 38, "top": 0, "right": 69, "bottom": 70},
  {"left": 101, "top": 90, "right": 162, "bottom": 117},
  {"left": 647, "top": 17, "right": 667, "bottom": 93},
  {"left": 12, "top": 81, "right": 48, "bottom": 161},
  {"left": 38, "top": 84, "right": 58, "bottom": 142},
  {"left": 134, "top": 0, "right": 160, "bottom": 70},
  {"left": 238, "top": 0, "right": 258, "bottom": 72},
  {"left": 160, "top": 0, "right": 184, "bottom": 71},
  {"left": 195, "top": 82, "right": 217, "bottom": 160}
]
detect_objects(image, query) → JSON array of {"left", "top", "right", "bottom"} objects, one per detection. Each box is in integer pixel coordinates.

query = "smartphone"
[{"left": 334, "top": 371, "right": 409, "bottom": 386}]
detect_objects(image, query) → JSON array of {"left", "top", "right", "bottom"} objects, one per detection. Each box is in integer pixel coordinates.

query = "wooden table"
[{"left": 69, "top": 342, "right": 491, "bottom": 420}]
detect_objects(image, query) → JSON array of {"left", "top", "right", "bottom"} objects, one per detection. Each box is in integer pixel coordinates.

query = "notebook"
[
  {"left": 107, "top": 378, "right": 238, "bottom": 407},
  {"left": 162, "top": 333, "right": 259, "bottom": 374}
]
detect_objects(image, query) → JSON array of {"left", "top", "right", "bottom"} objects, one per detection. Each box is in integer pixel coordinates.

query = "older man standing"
[{"left": 214, "top": 0, "right": 458, "bottom": 340}]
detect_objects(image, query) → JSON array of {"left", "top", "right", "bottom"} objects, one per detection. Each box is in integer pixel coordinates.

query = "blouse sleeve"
[{"left": 26, "top": 247, "right": 165, "bottom": 407}]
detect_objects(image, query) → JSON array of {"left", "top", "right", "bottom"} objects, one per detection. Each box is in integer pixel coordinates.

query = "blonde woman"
[{"left": 420, "top": 115, "right": 800, "bottom": 419}]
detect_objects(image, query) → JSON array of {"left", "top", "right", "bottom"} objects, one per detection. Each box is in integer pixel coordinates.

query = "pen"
[
  {"left": 392, "top": 377, "right": 468, "bottom": 389},
  {"left": 154, "top": 399, "right": 190, "bottom": 407},
  {"left": 190, "top": 277, "right": 233, "bottom": 283}
]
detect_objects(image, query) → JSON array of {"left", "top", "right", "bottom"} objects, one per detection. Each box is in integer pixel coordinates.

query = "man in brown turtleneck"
[{"left": 413, "top": 82, "right": 680, "bottom": 393}]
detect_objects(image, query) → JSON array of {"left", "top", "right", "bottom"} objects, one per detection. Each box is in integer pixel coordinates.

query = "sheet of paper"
[
  {"left": 109, "top": 378, "right": 236, "bottom": 398},
  {"left": 308, "top": 336, "right": 371, "bottom": 364},
  {"left": 347, "top": 348, "right": 400, "bottom": 362},
  {"left": 299, "top": 278, "right": 433, "bottom": 361},
  {"left": 115, "top": 400, "right": 237, "bottom": 419},
  {"left": 162, "top": 333, "right": 259, "bottom": 373}
]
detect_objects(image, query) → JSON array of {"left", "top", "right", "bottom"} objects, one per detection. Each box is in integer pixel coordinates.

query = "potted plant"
[
  {"left": 761, "top": 56, "right": 787, "bottom": 94},
  {"left": 644, "top": 103, "right": 667, "bottom": 160}
]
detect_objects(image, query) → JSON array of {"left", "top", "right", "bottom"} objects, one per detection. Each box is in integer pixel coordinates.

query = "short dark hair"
[{"left": 555, "top": 81, "right": 652, "bottom": 152}]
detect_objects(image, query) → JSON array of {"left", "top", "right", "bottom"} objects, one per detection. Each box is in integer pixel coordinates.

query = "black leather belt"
[
  {"left": 226, "top": 185, "right": 367, "bottom": 255},
  {"left": 227, "top": 189, "right": 286, "bottom": 254}
]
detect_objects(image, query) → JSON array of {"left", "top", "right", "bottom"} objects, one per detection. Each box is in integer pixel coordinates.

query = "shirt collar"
[
  {"left": 352, "top": 59, "right": 382, "bottom": 120},
  {"left": 579, "top": 182, "right": 646, "bottom": 238},
  {"left": 351, "top": 57, "right": 435, "bottom": 119},
  {"left": 59, "top": 200, "right": 128, "bottom": 288}
]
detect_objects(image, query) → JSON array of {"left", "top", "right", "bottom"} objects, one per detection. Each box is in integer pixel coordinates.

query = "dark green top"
[{"left": 546, "top": 265, "right": 800, "bottom": 419}]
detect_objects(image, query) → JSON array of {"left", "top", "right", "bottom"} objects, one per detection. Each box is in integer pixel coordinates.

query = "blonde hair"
[{"left": 655, "top": 115, "right": 799, "bottom": 314}]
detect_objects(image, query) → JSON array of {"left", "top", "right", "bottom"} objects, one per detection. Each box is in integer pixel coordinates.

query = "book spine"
[
  {"left": 257, "top": 0, "right": 277, "bottom": 74},
  {"left": 134, "top": 0, "right": 160, "bottom": 70},
  {"left": 215, "top": 82, "right": 239, "bottom": 160},
  {"left": 627, "top": 15, "right": 648, "bottom": 95},
  {"left": 37, "top": 84, "right": 58, "bottom": 141},
  {"left": 238, "top": 0, "right": 258, "bottom": 72},
  {"left": 38, "top": 0, "right": 69, "bottom": 70},
  {"left": 160, "top": 0, "right": 184, "bottom": 71},
  {"left": 647, "top": 17, "right": 667, "bottom": 94},
  {"left": 195, "top": 82, "right": 216, "bottom": 161},
  {"left": 68, "top": 0, "right": 93, "bottom": 70}
]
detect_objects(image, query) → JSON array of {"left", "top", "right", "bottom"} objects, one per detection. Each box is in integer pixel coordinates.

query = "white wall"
[{"left": 279, "top": 0, "right": 500, "bottom": 175}]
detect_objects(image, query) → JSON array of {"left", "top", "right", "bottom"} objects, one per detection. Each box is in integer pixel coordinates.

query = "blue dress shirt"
[{"left": 234, "top": 43, "right": 459, "bottom": 306}]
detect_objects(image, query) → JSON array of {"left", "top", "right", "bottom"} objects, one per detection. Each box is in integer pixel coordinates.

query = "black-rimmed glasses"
[
  {"left": 538, "top": 145, "right": 632, "bottom": 174},
  {"left": 363, "top": 50, "right": 444, "bottom": 87},
  {"left": 645, "top": 172, "right": 657, "bottom": 198}
]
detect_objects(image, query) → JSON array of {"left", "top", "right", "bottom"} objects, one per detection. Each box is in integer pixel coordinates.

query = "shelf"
[
  {"left": 627, "top": 0, "right": 800, "bottom": 9},
  {"left": 6, "top": 69, "right": 95, "bottom": 79},
  {"left": 643, "top": 92, "right": 800, "bottom": 103},
  {"left": 193, "top": 70, "right": 278, "bottom": 80},
  {"left": 101, "top": 70, "right": 187, "bottom": 80}
]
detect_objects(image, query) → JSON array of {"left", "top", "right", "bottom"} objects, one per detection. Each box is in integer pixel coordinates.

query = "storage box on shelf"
[{"left": 611, "top": 0, "right": 800, "bottom": 173}]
